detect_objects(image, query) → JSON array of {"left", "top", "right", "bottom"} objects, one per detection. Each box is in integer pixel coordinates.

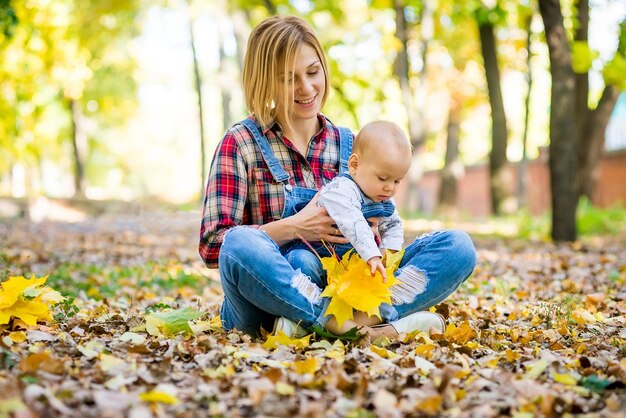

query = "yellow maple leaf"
[
  {"left": 0, "top": 276, "right": 63, "bottom": 326},
  {"left": 415, "top": 394, "right": 443, "bottom": 414},
  {"left": 370, "top": 344, "right": 399, "bottom": 359},
  {"left": 140, "top": 390, "right": 180, "bottom": 405},
  {"left": 292, "top": 357, "right": 319, "bottom": 375},
  {"left": 320, "top": 250, "right": 401, "bottom": 329},
  {"left": 444, "top": 321, "right": 476, "bottom": 345},
  {"left": 0, "top": 275, "right": 47, "bottom": 309},
  {"left": 8, "top": 331, "right": 27, "bottom": 343},
  {"left": 263, "top": 330, "right": 312, "bottom": 350},
  {"left": 553, "top": 373, "right": 578, "bottom": 385}
]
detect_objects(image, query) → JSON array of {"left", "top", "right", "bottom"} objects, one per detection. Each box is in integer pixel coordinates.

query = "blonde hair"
[
  {"left": 242, "top": 15, "right": 330, "bottom": 129},
  {"left": 353, "top": 121, "right": 411, "bottom": 156}
]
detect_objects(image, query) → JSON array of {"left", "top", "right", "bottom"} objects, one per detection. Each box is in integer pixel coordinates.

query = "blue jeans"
[{"left": 219, "top": 227, "right": 477, "bottom": 336}]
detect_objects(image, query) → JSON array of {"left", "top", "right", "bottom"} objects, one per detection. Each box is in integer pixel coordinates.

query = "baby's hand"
[{"left": 367, "top": 257, "right": 386, "bottom": 283}]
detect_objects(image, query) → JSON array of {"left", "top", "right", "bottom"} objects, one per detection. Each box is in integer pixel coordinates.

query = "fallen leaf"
[
  {"left": 140, "top": 390, "right": 180, "bottom": 405},
  {"left": 145, "top": 307, "right": 204, "bottom": 337},
  {"left": 263, "top": 331, "right": 312, "bottom": 350},
  {"left": 19, "top": 351, "right": 65, "bottom": 375},
  {"left": 370, "top": 344, "right": 399, "bottom": 359},
  {"left": 8, "top": 331, "right": 27, "bottom": 343},
  {"left": 523, "top": 359, "right": 549, "bottom": 380},
  {"left": 292, "top": 357, "right": 319, "bottom": 375},
  {"left": 0, "top": 275, "right": 64, "bottom": 326}
]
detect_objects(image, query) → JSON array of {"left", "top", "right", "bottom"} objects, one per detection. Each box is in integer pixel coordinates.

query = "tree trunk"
[
  {"left": 578, "top": 86, "right": 619, "bottom": 198},
  {"left": 393, "top": 0, "right": 422, "bottom": 147},
  {"left": 478, "top": 21, "right": 508, "bottom": 216},
  {"left": 574, "top": 0, "right": 589, "bottom": 164},
  {"left": 402, "top": 0, "right": 432, "bottom": 213},
  {"left": 438, "top": 93, "right": 462, "bottom": 212},
  {"left": 574, "top": 0, "right": 622, "bottom": 200},
  {"left": 189, "top": 16, "right": 207, "bottom": 199},
  {"left": 538, "top": 0, "right": 577, "bottom": 241},
  {"left": 518, "top": 13, "right": 533, "bottom": 209},
  {"left": 218, "top": 23, "right": 233, "bottom": 131},
  {"left": 69, "top": 99, "right": 86, "bottom": 197},
  {"left": 231, "top": 11, "right": 246, "bottom": 79}
]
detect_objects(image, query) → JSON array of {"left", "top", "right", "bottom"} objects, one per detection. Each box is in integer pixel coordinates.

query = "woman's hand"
[
  {"left": 367, "top": 216, "right": 381, "bottom": 241},
  {"left": 291, "top": 194, "right": 349, "bottom": 244}
]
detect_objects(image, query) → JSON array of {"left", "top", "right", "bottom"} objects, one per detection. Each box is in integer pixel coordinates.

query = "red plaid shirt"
[{"left": 199, "top": 114, "right": 347, "bottom": 268}]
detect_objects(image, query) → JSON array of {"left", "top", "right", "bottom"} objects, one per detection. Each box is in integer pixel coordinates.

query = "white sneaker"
[
  {"left": 272, "top": 317, "right": 308, "bottom": 338},
  {"left": 389, "top": 312, "right": 446, "bottom": 335}
]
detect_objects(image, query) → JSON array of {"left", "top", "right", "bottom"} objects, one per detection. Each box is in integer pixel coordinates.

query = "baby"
[{"left": 319, "top": 120, "right": 412, "bottom": 278}]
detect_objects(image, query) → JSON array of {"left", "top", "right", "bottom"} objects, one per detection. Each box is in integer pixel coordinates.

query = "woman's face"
[{"left": 277, "top": 43, "right": 326, "bottom": 126}]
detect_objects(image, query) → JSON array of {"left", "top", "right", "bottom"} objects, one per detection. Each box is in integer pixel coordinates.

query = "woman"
[{"left": 199, "top": 15, "right": 476, "bottom": 338}]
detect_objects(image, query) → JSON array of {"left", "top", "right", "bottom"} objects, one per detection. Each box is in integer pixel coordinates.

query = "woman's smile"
[{"left": 295, "top": 95, "right": 317, "bottom": 105}]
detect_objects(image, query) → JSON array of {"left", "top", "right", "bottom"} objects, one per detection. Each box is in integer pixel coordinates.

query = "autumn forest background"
[{"left": 1, "top": 0, "right": 626, "bottom": 417}]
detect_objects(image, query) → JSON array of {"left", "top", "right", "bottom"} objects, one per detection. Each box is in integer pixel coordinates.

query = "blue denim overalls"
[{"left": 240, "top": 118, "right": 394, "bottom": 258}]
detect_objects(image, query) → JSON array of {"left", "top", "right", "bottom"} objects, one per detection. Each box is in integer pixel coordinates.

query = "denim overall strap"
[
  {"left": 240, "top": 119, "right": 291, "bottom": 187},
  {"left": 337, "top": 127, "right": 353, "bottom": 174}
]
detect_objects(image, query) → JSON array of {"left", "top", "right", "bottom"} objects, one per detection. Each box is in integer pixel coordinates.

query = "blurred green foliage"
[
  {"left": 516, "top": 198, "right": 626, "bottom": 239},
  {"left": 0, "top": 0, "right": 623, "bottom": 219},
  {"left": 0, "top": 0, "right": 17, "bottom": 38}
]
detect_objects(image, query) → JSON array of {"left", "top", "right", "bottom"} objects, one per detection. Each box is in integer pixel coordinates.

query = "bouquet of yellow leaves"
[
  {"left": 0, "top": 275, "right": 65, "bottom": 326},
  {"left": 320, "top": 249, "right": 403, "bottom": 329}
]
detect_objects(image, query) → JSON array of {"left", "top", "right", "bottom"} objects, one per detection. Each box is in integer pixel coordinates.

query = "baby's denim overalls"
[{"left": 240, "top": 118, "right": 394, "bottom": 259}]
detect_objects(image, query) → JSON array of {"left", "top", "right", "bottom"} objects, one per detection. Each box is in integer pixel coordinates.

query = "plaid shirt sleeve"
[{"left": 198, "top": 130, "right": 257, "bottom": 268}]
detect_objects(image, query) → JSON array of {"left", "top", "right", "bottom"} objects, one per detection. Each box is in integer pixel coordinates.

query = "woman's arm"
[
  {"left": 260, "top": 194, "right": 350, "bottom": 246},
  {"left": 200, "top": 132, "right": 349, "bottom": 267},
  {"left": 199, "top": 133, "right": 250, "bottom": 268}
]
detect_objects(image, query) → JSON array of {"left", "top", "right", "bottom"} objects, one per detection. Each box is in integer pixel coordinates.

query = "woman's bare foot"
[
  {"left": 325, "top": 316, "right": 357, "bottom": 335},
  {"left": 353, "top": 311, "right": 383, "bottom": 327},
  {"left": 363, "top": 324, "right": 398, "bottom": 339},
  {"left": 325, "top": 311, "right": 395, "bottom": 337}
]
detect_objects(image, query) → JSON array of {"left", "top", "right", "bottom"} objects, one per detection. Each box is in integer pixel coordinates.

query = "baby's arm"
[{"left": 318, "top": 180, "right": 382, "bottom": 263}]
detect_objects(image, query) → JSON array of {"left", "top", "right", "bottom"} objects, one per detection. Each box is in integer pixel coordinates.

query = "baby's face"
[{"left": 349, "top": 142, "right": 411, "bottom": 202}]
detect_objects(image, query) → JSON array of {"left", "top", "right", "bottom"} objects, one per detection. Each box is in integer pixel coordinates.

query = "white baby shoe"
[{"left": 272, "top": 317, "right": 308, "bottom": 338}]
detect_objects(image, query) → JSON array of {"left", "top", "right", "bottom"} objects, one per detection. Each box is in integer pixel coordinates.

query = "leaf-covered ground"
[{"left": 1, "top": 209, "right": 625, "bottom": 418}]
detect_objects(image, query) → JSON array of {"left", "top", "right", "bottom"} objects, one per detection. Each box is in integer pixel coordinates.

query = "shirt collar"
[{"left": 256, "top": 114, "right": 328, "bottom": 138}]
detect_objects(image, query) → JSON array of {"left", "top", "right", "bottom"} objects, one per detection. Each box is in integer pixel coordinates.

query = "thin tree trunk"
[
  {"left": 574, "top": 0, "right": 590, "bottom": 163},
  {"left": 439, "top": 93, "right": 462, "bottom": 212},
  {"left": 518, "top": 13, "right": 533, "bottom": 209},
  {"left": 393, "top": 0, "right": 421, "bottom": 147},
  {"left": 404, "top": 0, "right": 432, "bottom": 213},
  {"left": 478, "top": 21, "right": 508, "bottom": 216},
  {"left": 69, "top": 99, "right": 86, "bottom": 197},
  {"left": 218, "top": 23, "right": 233, "bottom": 131},
  {"left": 416, "top": 0, "right": 432, "bottom": 147},
  {"left": 573, "top": 0, "right": 591, "bottom": 200},
  {"left": 575, "top": 2, "right": 623, "bottom": 200},
  {"left": 231, "top": 11, "right": 246, "bottom": 77},
  {"left": 189, "top": 16, "right": 207, "bottom": 199},
  {"left": 538, "top": 0, "right": 577, "bottom": 241},
  {"left": 579, "top": 86, "right": 619, "bottom": 199}
]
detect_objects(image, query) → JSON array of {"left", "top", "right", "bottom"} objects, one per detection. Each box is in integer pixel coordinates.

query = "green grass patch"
[{"left": 45, "top": 261, "right": 206, "bottom": 299}]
